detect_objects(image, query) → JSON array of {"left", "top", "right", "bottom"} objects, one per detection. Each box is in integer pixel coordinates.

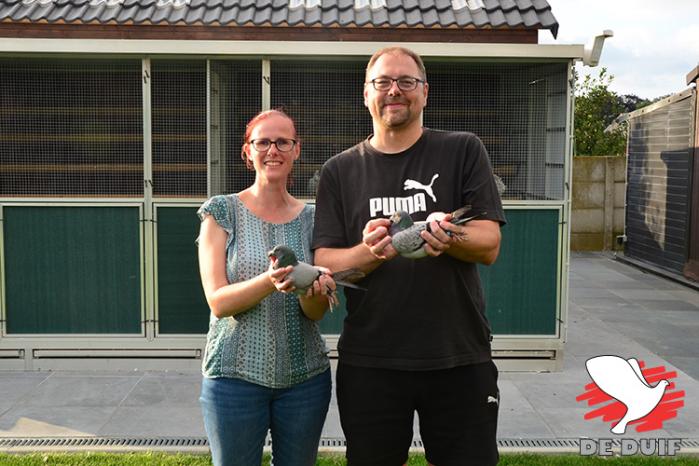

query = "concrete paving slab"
[
  {"left": 121, "top": 375, "right": 201, "bottom": 407},
  {"left": 0, "top": 373, "right": 51, "bottom": 415},
  {"left": 536, "top": 407, "right": 673, "bottom": 440},
  {"left": 0, "top": 407, "right": 116, "bottom": 437},
  {"left": 607, "top": 289, "right": 677, "bottom": 301},
  {"left": 668, "top": 289, "right": 699, "bottom": 304},
  {"left": 497, "top": 380, "right": 554, "bottom": 438},
  {"left": 565, "top": 322, "right": 648, "bottom": 360},
  {"left": 595, "top": 279, "right": 652, "bottom": 290},
  {"left": 585, "top": 307, "right": 657, "bottom": 324},
  {"left": 15, "top": 375, "right": 142, "bottom": 408},
  {"left": 659, "top": 356, "right": 699, "bottom": 381},
  {"left": 571, "top": 297, "right": 635, "bottom": 310},
  {"left": 570, "top": 287, "right": 619, "bottom": 299},
  {"left": 97, "top": 407, "right": 205, "bottom": 437},
  {"left": 514, "top": 381, "right": 592, "bottom": 410},
  {"left": 636, "top": 299, "right": 699, "bottom": 312},
  {"left": 321, "top": 405, "right": 343, "bottom": 438}
]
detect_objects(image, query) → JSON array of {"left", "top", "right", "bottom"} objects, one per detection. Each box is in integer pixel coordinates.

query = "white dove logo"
[
  {"left": 585, "top": 355, "right": 670, "bottom": 435},
  {"left": 404, "top": 174, "right": 439, "bottom": 203}
]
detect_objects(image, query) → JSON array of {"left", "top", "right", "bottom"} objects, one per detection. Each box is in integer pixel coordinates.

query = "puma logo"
[
  {"left": 403, "top": 174, "right": 439, "bottom": 203},
  {"left": 487, "top": 395, "right": 499, "bottom": 405}
]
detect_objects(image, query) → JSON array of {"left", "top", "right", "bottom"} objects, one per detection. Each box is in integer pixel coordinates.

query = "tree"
[
  {"left": 574, "top": 68, "right": 627, "bottom": 156},
  {"left": 619, "top": 94, "right": 652, "bottom": 113}
]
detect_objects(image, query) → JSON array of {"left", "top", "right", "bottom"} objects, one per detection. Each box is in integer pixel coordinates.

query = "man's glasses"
[
  {"left": 249, "top": 138, "right": 297, "bottom": 152},
  {"left": 366, "top": 77, "right": 425, "bottom": 92}
]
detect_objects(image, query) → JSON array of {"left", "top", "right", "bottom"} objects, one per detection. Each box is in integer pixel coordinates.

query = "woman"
[{"left": 197, "top": 109, "right": 334, "bottom": 466}]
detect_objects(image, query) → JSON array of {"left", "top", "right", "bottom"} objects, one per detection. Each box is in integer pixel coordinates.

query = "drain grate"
[
  {"left": 0, "top": 437, "right": 208, "bottom": 448},
  {"left": 1, "top": 437, "right": 698, "bottom": 452},
  {"left": 499, "top": 439, "right": 580, "bottom": 449}
]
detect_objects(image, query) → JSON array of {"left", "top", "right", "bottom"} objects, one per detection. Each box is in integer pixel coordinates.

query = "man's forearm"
[
  {"left": 315, "top": 244, "right": 386, "bottom": 275},
  {"left": 445, "top": 221, "right": 501, "bottom": 265}
]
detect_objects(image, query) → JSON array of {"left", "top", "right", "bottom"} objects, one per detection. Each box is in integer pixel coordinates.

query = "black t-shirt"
[{"left": 312, "top": 128, "right": 506, "bottom": 370}]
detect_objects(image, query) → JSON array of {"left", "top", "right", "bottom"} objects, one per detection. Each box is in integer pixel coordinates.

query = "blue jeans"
[{"left": 200, "top": 369, "right": 331, "bottom": 466}]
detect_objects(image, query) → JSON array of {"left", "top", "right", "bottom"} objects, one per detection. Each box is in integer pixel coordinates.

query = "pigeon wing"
[
  {"left": 288, "top": 262, "right": 322, "bottom": 292},
  {"left": 392, "top": 223, "right": 428, "bottom": 258},
  {"left": 627, "top": 358, "right": 651, "bottom": 388},
  {"left": 585, "top": 355, "right": 638, "bottom": 403}
]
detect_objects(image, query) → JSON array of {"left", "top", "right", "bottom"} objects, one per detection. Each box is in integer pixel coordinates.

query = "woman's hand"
[
  {"left": 305, "top": 267, "right": 336, "bottom": 299},
  {"left": 298, "top": 266, "right": 338, "bottom": 320},
  {"left": 268, "top": 261, "right": 295, "bottom": 293}
]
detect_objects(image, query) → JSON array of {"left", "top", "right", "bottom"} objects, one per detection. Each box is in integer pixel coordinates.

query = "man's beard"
[{"left": 380, "top": 100, "right": 413, "bottom": 128}]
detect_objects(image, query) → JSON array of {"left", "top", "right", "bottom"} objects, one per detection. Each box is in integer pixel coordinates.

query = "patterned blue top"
[{"left": 197, "top": 194, "right": 329, "bottom": 388}]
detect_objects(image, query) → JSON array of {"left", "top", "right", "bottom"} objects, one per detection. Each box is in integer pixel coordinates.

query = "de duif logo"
[{"left": 576, "top": 355, "right": 685, "bottom": 434}]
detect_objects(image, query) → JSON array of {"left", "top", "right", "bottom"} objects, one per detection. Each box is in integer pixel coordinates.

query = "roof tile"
[
  {"left": 437, "top": 7, "right": 456, "bottom": 26},
  {"left": 286, "top": 5, "right": 305, "bottom": 24},
  {"left": 0, "top": 0, "right": 558, "bottom": 37},
  {"left": 116, "top": 4, "right": 140, "bottom": 22},
  {"left": 421, "top": 8, "right": 439, "bottom": 26},
  {"left": 133, "top": 5, "right": 155, "bottom": 22},
  {"left": 470, "top": 8, "right": 489, "bottom": 26},
  {"left": 487, "top": 9, "right": 506, "bottom": 27},
  {"left": 371, "top": 7, "right": 388, "bottom": 25},
  {"left": 305, "top": 6, "right": 322, "bottom": 25}
]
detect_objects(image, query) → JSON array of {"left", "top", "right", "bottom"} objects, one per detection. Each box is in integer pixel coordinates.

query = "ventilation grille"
[
  {"left": 424, "top": 61, "right": 568, "bottom": 200},
  {"left": 208, "top": 60, "right": 262, "bottom": 197},
  {"left": 151, "top": 60, "right": 207, "bottom": 198},
  {"left": 0, "top": 58, "right": 143, "bottom": 198},
  {"left": 270, "top": 59, "right": 371, "bottom": 200}
]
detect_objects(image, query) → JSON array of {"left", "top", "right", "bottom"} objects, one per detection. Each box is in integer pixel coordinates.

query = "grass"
[{"left": 0, "top": 453, "right": 698, "bottom": 465}]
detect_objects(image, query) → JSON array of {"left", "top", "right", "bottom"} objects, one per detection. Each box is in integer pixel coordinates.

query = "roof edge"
[
  {"left": 687, "top": 64, "right": 699, "bottom": 85},
  {"left": 0, "top": 37, "right": 585, "bottom": 58}
]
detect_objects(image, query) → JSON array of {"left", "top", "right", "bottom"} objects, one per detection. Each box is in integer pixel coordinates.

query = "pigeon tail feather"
[{"left": 333, "top": 268, "right": 367, "bottom": 291}]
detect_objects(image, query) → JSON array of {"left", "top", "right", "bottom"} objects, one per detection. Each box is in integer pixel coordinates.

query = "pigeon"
[
  {"left": 493, "top": 173, "right": 506, "bottom": 195},
  {"left": 585, "top": 355, "right": 670, "bottom": 434},
  {"left": 389, "top": 205, "right": 486, "bottom": 259},
  {"left": 267, "top": 245, "right": 365, "bottom": 309}
]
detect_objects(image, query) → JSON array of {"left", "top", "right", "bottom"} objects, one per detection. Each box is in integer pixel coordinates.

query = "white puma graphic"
[{"left": 403, "top": 174, "right": 439, "bottom": 203}]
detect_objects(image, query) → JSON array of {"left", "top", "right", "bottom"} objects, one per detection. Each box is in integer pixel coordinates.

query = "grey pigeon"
[
  {"left": 267, "top": 245, "right": 365, "bottom": 309},
  {"left": 389, "top": 205, "right": 486, "bottom": 259},
  {"left": 493, "top": 173, "right": 506, "bottom": 195}
]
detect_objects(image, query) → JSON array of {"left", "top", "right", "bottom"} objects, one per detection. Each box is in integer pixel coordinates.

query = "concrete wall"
[{"left": 571, "top": 156, "right": 626, "bottom": 251}]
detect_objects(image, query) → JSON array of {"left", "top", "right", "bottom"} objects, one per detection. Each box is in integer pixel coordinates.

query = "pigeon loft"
[{"left": 0, "top": 0, "right": 581, "bottom": 371}]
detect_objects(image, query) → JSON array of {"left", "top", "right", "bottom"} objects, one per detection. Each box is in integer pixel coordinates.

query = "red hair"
[{"left": 241, "top": 109, "right": 298, "bottom": 170}]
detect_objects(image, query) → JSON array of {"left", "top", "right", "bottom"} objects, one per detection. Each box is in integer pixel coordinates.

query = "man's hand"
[
  {"left": 363, "top": 218, "right": 398, "bottom": 261},
  {"left": 419, "top": 213, "right": 466, "bottom": 257}
]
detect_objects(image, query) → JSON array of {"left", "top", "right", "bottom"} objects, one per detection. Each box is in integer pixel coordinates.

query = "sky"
[{"left": 538, "top": 0, "right": 699, "bottom": 100}]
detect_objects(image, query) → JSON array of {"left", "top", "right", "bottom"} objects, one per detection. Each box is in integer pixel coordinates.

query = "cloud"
[{"left": 541, "top": 0, "right": 699, "bottom": 99}]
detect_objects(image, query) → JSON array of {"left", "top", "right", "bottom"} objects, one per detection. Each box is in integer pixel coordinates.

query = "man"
[{"left": 312, "top": 46, "right": 505, "bottom": 466}]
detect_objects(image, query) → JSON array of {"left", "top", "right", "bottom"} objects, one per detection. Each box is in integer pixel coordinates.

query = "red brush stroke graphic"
[{"left": 576, "top": 361, "right": 685, "bottom": 433}]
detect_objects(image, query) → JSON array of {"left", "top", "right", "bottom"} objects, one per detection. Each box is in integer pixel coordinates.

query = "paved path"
[{"left": 1, "top": 253, "right": 698, "bottom": 452}]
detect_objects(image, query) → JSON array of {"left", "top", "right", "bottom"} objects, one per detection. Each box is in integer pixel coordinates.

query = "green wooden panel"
[
  {"left": 156, "top": 206, "right": 209, "bottom": 334},
  {"left": 479, "top": 208, "right": 560, "bottom": 335},
  {"left": 4, "top": 206, "right": 142, "bottom": 334},
  {"left": 318, "top": 288, "right": 347, "bottom": 334},
  {"left": 148, "top": 207, "right": 559, "bottom": 336},
  {"left": 317, "top": 208, "right": 561, "bottom": 336}
]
